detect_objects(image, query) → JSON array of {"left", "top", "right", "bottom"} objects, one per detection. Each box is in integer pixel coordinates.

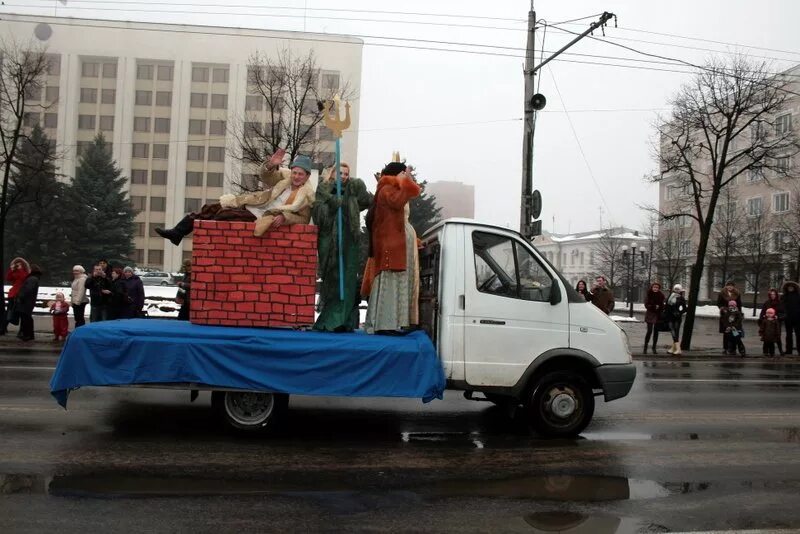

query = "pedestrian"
[
  {"left": 722, "top": 299, "right": 746, "bottom": 356},
  {"left": 15, "top": 264, "right": 42, "bottom": 342},
  {"left": 782, "top": 281, "right": 800, "bottom": 355},
  {"left": 70, "top": 265, "right": 89, "bottom": 327},
  {"left": 643, "top": 282, "right": 666, "bottom": 354},
  {"left": 759, "top": 307, "right": 781, "bottom": 357},
  {"left": 176, "top": 260, "right": 192, "bottom": 321},
  {"left": 49, "top": 291, "right": 70, "bottom": 342},
  {"left": 665, "top": 284, "right": 688, "bottom": 355},
  {"left": 717, "top": 281, "right": 743, "bottom": 353},
  {"left": 3, "top": 257, "right": 30, "bottom": 335},
  {"left": 85, "top": 264, "right": 112, "bottom": 322},
  {"left": 575, "top": 280, "right": 592, "bottom": 301},
  {"left": 120, "top": 267, "right": 145, "bottom": 318},
  {"left": 361, "top": 161, "right": 422, "bottom": 334},
  {"left": 108, "top": 267, "right": 128, "bottom": 320},
  {"left": 759, "top": 288, "right": 785, "bottom": 355},
  {"left": 313, "top": 162, "right": 373, "bottom": 332},
  {"left": 590, "top": 276, "right": 615, "bottom": 315}
]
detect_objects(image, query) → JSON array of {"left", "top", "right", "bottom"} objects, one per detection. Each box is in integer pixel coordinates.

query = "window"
[
  {"left": 155, "top": 91, "right": 172, "bottom": 106},
  {"left": 46, "top": 54, "right": 61, "bottom": 76},
  {"left": 102, "top": 63, "right": 117, "bottom": 78},
  {"left": 472, "top": 231, "right": 553, "bottom": 302},
  {"left": 187, "top": 145, "right": 205, "bottom": 161},
  {"left": 748, "top": 167, "right": 764, "bottom": 182},
  {"left": 149, "top": 249, "right": 164, "bottom": 267},
  {"left": 25, "top": 85, "right": 41, "bottom": 100},
  {"left": 131, "top": 169, "right": 148, "bottom": 184},
  {"left": 679, "top": 240, "right": 692, "bottom": 256},
  {"left": 745, "top": 275, "right": 757, "bottom": 294},
  {"left": 747, "top": 197, "right": 763, "bottom": 217},
  {"left": 209, "top": 120, "right": 225, "bottom": 135},
  {"left": 319, "top": 126, "right": 335, "bottom": 141},
  {"left": 132, "top": 143, "right": 149, "bottom": 159},
  {"left": 185, "top": 198, "right": 202, "bottom": 212},
  {"left": 81, "top": 62, "right": 99, "bottom": 77},
  {"left": 76, "top": 141, "right": 92, "bottom": 157},
  {"left": 152, "top": 144, "right": 169, "bottom": 159},
  {"left": 772, "top": 230, "right": 789, "bottom": 252},
  {"left": 101, "top": 88, "right": 115, "bottom": 104},
  {"left": 210, "top": 94, "right": 227, "bottom": 109},
  {"left": 137, "top": 64, "right": 154, "bottom": 80},
  {"left": 322, "top": 72, "right": 340, "bottom": 91},
  {"left": 188, "top": 119, "right": 206, "bottom": 135},
  {"left": 776, "top": 156, "right": 791, "bottom": 173},
  {"left": 154, "top": 118, "right": 170, "bottom": 134},
  {"left": 186, "top": 172, "right": 203, "bottom": 186},
  {"left": 182, "top": 250, "right": 193, "bottom": 262},
  {"left": 192, "top": 66, "right": 209, "bottom": 82},
  {"left": 45, "top": 86, "right": 59, "bottom": 102},
  {"left": 776, "top": 113, "right": 792, "bottom": 136},
  {"left": 150, "top": 196, "right": 166, "bottom": 211},
  {"left": 157, "top": 65, "right": 173, "bottom": 81},
  {"left": 131, "top": 196, "right": 146, "bottom": 211},
  {"left": 151, "top": 170, "right": 167, "bottom": 185},
  {"left": 135, "top": 90, "right": 152, "bottom": 106},
  {"left": 212, "top": 68, "right": 229, "bottom": 83},
  {"left": 23, "top": 112, "right": 39, "bottom": 127},
  {"left": 44, "top": 113, "right": 58, "bottom": 128},
  {"left": 580, "top": 252, "right": 585, "bottom": 266},
  {"left": 134, "top": 117, "right": 150, "bottom": 132},
  {"left": 770, "top": 271, "right": 785, "bottom": 289},
  {"left": 80, "top": 88, "right": 97, "bottom": 103},
  {"left": 773, "top": 192, "right": 790, "bottom": 213},
  {"left": 245, "top": 95, "right": 263, "bottom": 111},
  {"left": 244, "top": 121, "right": 262, "bottom": 137},
  {"left": 78, "top": 114, "right": 96, "bottom": 130},
  {"left": 208, "top": 146, "right": 225, "bottom": 162},
  {"left": 134, "top": 223, "right": 145, "bottom": 237},
  {"left": 207, "top": 172, "right": 223, "bottom": 187},
  {"left": 98, "top": 115, "right": 114, "bottom": 131},
  {"left": 190, "top": 93, "right": 207, "bottom": 108}
]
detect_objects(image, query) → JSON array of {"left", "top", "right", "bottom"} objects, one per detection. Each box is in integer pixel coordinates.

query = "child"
[
  {"left": 723, "top": 299, "right": 746, "bottom": 356},
  {"left": 49, "top": 291, "right": 70, "bottom": 342},
  {"left": 759, "top": 307, "right": 782, "bottom": 357}
]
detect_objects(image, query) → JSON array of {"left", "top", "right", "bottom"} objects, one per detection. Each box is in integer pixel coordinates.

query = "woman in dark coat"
[
  {"left": 108, "top": 267, "right": 129, "bottom": 320},
  {"left": 643, "top": 282, "right": 665, "bottom": 354},
  {"left": 575, "top": 280, "right": 592, "bottom": 301},
  {"left": 759, "top": 288, "right": 785, "bottom": 355},
  {"left": 120, "top": 267, "right": 145, "bottom": 318},
  {"left": 15, "top": 264, "right": 42, "bottom": 342},
  {"left": 717, "top": 281, "right": 743, "bottom": 351}
]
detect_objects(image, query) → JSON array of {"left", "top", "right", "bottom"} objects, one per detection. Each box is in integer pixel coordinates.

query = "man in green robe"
[{"left": 312, "top": 163, "right": 373, "bottom": 332}]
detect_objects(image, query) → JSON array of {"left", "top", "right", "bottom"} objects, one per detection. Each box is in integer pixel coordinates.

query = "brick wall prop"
[{"left": 190, "top": 220, "right": 317, "bottom": 328}]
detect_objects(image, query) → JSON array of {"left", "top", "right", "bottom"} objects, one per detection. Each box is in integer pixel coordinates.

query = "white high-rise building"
[{"left": 3, "top": 14, "right": 363, "bottom": 272}]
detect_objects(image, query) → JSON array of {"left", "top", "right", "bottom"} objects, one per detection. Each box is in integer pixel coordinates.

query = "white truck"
[{"left": 51, "top": 219, "right": 635, "bottom": 438}]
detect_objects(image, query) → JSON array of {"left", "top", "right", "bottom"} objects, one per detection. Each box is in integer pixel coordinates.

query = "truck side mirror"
[{"left": 549, "top": 282, "right": 562, "bottom": 305}]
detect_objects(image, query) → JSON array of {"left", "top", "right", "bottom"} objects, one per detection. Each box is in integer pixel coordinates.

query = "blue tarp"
[{"left": 50, "top": 319, "right": 446, "bottom": 407}]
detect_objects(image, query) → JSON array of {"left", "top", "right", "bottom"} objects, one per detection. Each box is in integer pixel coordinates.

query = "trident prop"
[{"left": 322, "top": 96, "right": 351, "bottom": 301}]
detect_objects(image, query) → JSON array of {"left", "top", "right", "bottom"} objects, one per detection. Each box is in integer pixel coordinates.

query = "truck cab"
[{"left": 419, "top": 219, "right": 635, "bottom": 437}]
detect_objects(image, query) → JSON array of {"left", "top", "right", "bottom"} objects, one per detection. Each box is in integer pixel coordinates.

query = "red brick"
[
  {"left": 208, "top": 310, "right": 227, "bottom": 320},
  {"left": 229, "top": 291, "right": 245, "bottom": 302},
  {"left": 283, "top": 285, "right": 301, "bottom": 296},
  {"left": 273, "top": 303, "right": 284, "bottom": 313},
  {"left": 222, "top": 302, "right": 237, "bottom": 312},
  {"left": 265, "top": 275, "right": 293, "bottom": 284},
  {"left": 227, "top": 237, "right": 243, "bottom": 245},
  {"left": 244, "top": 293, "right": 259, "bottom": 302},
  {"left": 300, "top": 233, "right": 317, "bottom": 242},
  {"left": 275, "top": 239, "right": 291, "bottom": 247},
  {"left": 272, "top": 293, "right": 289, "bottom": 304},
  {"left": 196, "top": 273, "right": 214, "bottom": 283},
  {"left": 255, "top": 302, "right": 272, "bottom": 314},
  {"left": 230, "top": 274, "right": 252, "bottom": 283},
  {"left": 237, "top": 302, "right": 255, "bottom": 313},
  {"left": 295, "top": 241, "right": 314, "bottom": 249}
]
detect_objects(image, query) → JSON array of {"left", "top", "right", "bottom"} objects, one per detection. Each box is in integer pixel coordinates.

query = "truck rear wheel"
[
  {"left": 211, "top": 391, "right": 289, "bottom": 434},
  {"left": 525, "top": 371, "right": 594, "bottom": 438}
]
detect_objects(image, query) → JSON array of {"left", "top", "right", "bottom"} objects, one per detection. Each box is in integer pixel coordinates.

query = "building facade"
[
  {"left": 424, "top": 181, "right": 475, "bottom": 220},
  {"left": 4, "top": 14, "right": 363, "bottom": 272}
]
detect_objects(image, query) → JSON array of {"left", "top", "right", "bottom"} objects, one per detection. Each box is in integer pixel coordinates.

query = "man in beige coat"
[{"left": 155, "top": 155, "right": 316, "bottom": 244}]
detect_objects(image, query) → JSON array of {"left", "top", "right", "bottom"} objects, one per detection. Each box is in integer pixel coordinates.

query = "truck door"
[{"left": 463, "top": 229, "right": 569, "bottom": 387}]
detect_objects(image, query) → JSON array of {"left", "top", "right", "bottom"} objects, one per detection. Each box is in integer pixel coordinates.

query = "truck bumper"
[{"left": 595, "top": 363, "right": 636, "bottom": 402}]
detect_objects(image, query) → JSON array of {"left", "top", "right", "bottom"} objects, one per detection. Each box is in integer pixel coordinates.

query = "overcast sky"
[{"left": 4, "top": 0, "right": 800, "bottom": 234}]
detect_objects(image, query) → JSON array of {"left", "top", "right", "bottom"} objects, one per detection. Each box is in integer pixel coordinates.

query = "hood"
[
  {"left": 10, "top": 257, "right": 31, "bottom": 272},
  {"left": 782, "top": 281, "right": 800, "bottom": 294}
]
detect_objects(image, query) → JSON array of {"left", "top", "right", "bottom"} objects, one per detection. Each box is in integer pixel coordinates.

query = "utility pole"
[{"left": 519, "top": 10, "right": 616, "bottom": 240}]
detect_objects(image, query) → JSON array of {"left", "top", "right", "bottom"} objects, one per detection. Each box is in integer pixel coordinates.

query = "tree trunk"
[
  {"left": 752, "top": 275, "right": 760, "bottom": 317},
  {"left": 681, "top": 221, "right": 713, "bottom": 350}
]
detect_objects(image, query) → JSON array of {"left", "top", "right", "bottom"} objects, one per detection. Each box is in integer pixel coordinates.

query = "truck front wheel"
[
  {"left": 211, "top": 391, "right": 289, "bottom": 434},
  {"left": 525, "top": 371, "right": 594, "bottom": 438}
]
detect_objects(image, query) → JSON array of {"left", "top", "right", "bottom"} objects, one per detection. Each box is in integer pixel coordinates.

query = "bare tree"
[
  {"left": 776, "top": 186, "right": 800, "bottom": 280},
  {"left": 591, "top": 227, "right": 627, "bottom": 292},
  {"left": 709, "top": 187, "right": 746, "bottom": 286},
  {"left": 652, "top": 56, "right": 800, "bottom": 349},
  {"left": 740, "top": 210, "right": 775, "bottom": 316},
  {"left": 230, "top": 48, "right": 356, "bottom": 191},
  {"left": 655, "top": 216, "right": 694, "bottom": 290}
]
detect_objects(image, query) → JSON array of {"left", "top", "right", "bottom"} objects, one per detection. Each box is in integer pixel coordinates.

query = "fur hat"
[
  {"left": 382, "top": 162, "right": 406, "bottom": 176},
  {"left": 290, "top": 155, "right": 313, "bottom": 174},
  {"left": 728, "top": 300, "right": 738, "bottom": 308},
  {"left": 672, "top": 284, "right": 683, "bottom": 292},
  {"left": 72, "top": 265, "right": 85, "bottom": 273}
]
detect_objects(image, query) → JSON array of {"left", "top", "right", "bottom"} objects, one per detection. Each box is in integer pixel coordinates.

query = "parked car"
[{"left": 138, "top": 271, "right": 175, "bottom": 286}]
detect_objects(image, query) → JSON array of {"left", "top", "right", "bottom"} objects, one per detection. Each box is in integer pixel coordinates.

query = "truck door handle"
[
  {"left": 480, "top": 319, "right": 506, "bottom": 325},
  {"left": 459, "top": 295, "right": 465, "bottom": 309}
]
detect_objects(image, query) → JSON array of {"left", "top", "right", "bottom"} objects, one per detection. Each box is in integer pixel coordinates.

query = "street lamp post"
[{"left": 622, "top": 242, "right": 647, "bottom": 319}]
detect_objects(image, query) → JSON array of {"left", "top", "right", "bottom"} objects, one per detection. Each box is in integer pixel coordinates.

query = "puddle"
[
  {"left": 523, "top": 512, "right": 667, "bottom": 534},
  {"left": 401, "top": 431, "right": 485, "bottom": 448},
  {"left": 430, "top": 475, "right": 673, "bottom": 501}
]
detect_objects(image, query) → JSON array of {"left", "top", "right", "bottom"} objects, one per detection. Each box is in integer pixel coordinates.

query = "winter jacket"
[
  {"left": 782, "top": 282, "right": 800, "bottom": 323},
  {"left": 758, "top": 297, "right": 785, "bottom": 324},
  {"left": 644, "top": 290, "right": 666, "bottom": 324},
  {"left": 85, "top": 275, "right": 112, "bottom": 306},
  {"left": 365, "top": 174, "right": 421, "bottom": 273},
  {"left": 15, "top": 272, "right": 41, "bottom": 314},
  {"left": 109, "top": 278, "right": 129, "bottom": 319},
  {"left": 665, "top": 293, "right": 687, "bottom": 320},
  {"left": 722, "top": 308, "right": 744, "bottom": 333},
  {"left": 50, "top": 300, "right": 70, "bottom": 315},
  {"left": 576, "top": 289, "right": 592, "bottom": 302},
  {"left": 121, "top": 275, "right": 145, "bottom": 317},
  {"left": 590, "top": 286, "right": 615, "bottom": 315},
  {"left": 6, "top": 258, "right": 31, "bottom": 299},
  {"left": 71, "top": 274, "right": 89, "bottom": 305},
  {"left": 759, "top": 317, "right": 781, "bottom": 343},
  {"left": 717, "top": 287, "right": 743, "bottom": 333}
]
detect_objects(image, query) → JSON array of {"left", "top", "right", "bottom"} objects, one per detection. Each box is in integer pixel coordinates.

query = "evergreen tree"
[
  {"left": 4, "top": 125, "right": 71, "bottom": 284},
  {"left": 408, "top": 179, "right": 443, "bottom": 236},
  {"left": 65, "top": 134, "right": 135, "bottom": 270}
]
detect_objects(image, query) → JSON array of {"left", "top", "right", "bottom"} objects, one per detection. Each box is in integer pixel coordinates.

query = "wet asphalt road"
[{"left": 2, "top": 351, "right": 800, "bottom": 533}]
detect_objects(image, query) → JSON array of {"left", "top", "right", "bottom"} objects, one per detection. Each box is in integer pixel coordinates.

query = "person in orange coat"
[{"left": 361, "top": 162, "right": 421, "bottom": 334}]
